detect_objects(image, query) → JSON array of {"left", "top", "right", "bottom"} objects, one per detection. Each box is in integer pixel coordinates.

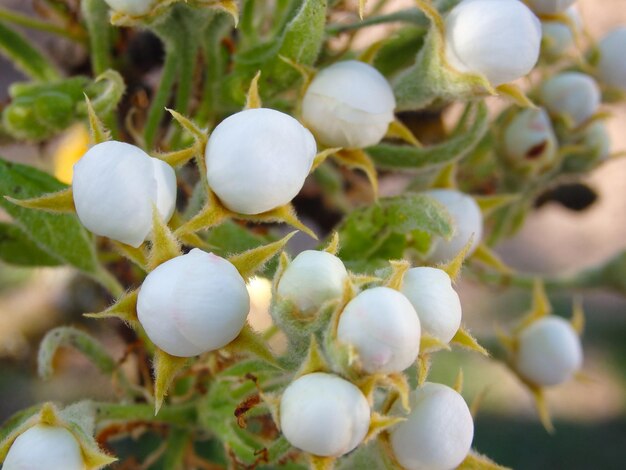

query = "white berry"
[
  {"left": 279, "top": 372, "right": 370, "bottom": 457},
  {"left": 302, "top": 60, "right": 396, "bottom": 149},
  {"left": 390, "top": 382, "right": 474, "bottom": 470},
  {"left": 337, "top": 287, "right": 421, "bottom": 374},
  {"left": 516, "top": 316, "right": 583, "bottom": 386},
  {"left": 72, "top": 141, "right": 176, "bottom": 247},
  {"left": 423, "top": 189, "right": 483, "bottom": 264},
  {"left": 400, "top": 267, "right": 462, "bottom": 344},
  {"left": 137, "top": 249, "right": 250, "bottom": 357},
  {"left": 205, "top": 108, "right": 317, "bottom": 214},
  {"left": 597, "top": 27, "right": 626, "bottom": 92},
  {"left": 3, "top": 424, "right": 85, "bottom": 470},
  {"left": 444, "top": 0, "right": 542, "bottom": 86},
  {"left": 277, "top": 250, "right": 349, "bottom": 313},
  {"left": 540, "top": 72, "right": 600, "bottom": 127}
]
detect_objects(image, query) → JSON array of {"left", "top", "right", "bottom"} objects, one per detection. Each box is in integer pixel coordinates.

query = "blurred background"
[{"left": 1, "top": 0, "right": 625, "bottom": 469}]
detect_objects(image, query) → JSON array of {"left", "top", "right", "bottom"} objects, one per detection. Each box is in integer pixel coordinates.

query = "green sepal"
[
  {"left": 458, "top": 451, "right": 512, "bottom": 470},
  {"left": 5, "top": 187, "right": 75, "bottom": 214},
  {"left": 229, "top": 231, "right": 296, "bottom": 282},
  {"left": 84, "top": 289, "right": 140, "bottom": 328},
  {"left": 153, "top": 349, "right": 190, "bottom": 415},
  {"left": 224, "top": 324, "right": 280, "bottom": 367},
  {"left": 451, "top": 327, "right": 489, "bottom": 356},
  {"left": 147, "top": 206, "right": 182, "bottom": 271}
]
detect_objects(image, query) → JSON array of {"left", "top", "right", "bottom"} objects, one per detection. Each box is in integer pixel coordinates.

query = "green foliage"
[
  {"left": 0, "top": 158, "right": 99, "bottom": 273},
  {"left": 0, "top": 21, "right": 59, "bottom": 81},
  {"left": 0, "top": 222, "right": 61, "bottom": 267},
  {"left": 338, "top": 194, "right": 453, "bottom": 268}
]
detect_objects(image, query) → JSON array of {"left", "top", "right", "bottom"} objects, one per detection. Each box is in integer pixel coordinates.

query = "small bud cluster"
[{"left": 273, "top": 248, "right": 473, "bottom": 467}]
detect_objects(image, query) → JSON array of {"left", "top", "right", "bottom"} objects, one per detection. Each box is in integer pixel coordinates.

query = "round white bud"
[
  {"left": 277, "top": 250, "right": 349, "bottom": 313},
  {"left": 541, "top": 7, "right": 581, "bottom": 57},
  {"left": 337, "top": 287, "right": 421, "bottom": 374},
  {"left": 400, "top": 267, "right": 462, "bottom": 344},
  {"left": 72, "top": 140, "right": 176, "bottom": 248},
  {"left": 205, "top": 108, "right": 317, "bottom": 214},
  {"left": 137, "top": 249, "right": 250, "bottom": 357},
  {"left": 390, "top": 382, "right": 474, "bottom": 470},
  {"left": 103, "top": 0, "right": 155, "bottom": 16},
  {"left": 515, "top": 316, "right": 583, "bottom": 386},
  {"left": 302, "top": 60, "right": 396, "bottom": 149},
  {"left": 444, "top": 0, "right": 542, "bottom": 86},
  {"left": 526, "top": 0, "right": 577, "bottom": 15},
  {"left": 422, "top": 189, "right": 483, "bottom": 264},
  {"left": 581, "top": 121, "right": 610, "bottom": 161},
  {"left": 597, "top": 27, "right": 626, "bottom": 92},
  {"left": 3, "top": 424, "right": 84, "bottom": 470},
  {"left": 279, "top": 372, "right": 370, "bottom": 457},
  {"left": 503, "top": 108, "right": 558, "bottom": 172},
  {"left": 540, "top": 72, "right": 600, "bottom": 127}
]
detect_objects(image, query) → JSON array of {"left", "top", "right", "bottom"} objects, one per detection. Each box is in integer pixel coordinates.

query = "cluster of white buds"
[
  {"left": 137, "top": 249, "right": 250, "bottom": 357},
  {"left": 103, "top": 0, "right": 155, "bottom": 16},
  {"left": 205, "top": 108, "right": 317, "bottom": 214},
  {"left": 540, "top": 72, "right": 601, "bottom": 127},
  {"left": 3, "top": 424, "right": 85, "bottom": 470},
  {"left": 302, "top": 60, "right": 396, "bottom": 149},
  {"left": 73, "top": 140, "right": 176, "bottom": 247},
  {"left": 279, "top": 372, "right": 370, "bottom": 457},
  {"left": 276, "top": 250, "right": 349, "bottom": 314},
  {"left": 596, "top": 27, "right": 626, "bottom": 92},
  {"left": 503, "top": 107, "right": 559, "bottom": 173},
  {"left": 443, "top": 0, "right": 542, "bottom": 86},
  {"left": 390, "top": 382, "right": 474, "bottom": 470},
  {"left": 515, "top": 316, "right": 583, "bottom": 386},
  {"left": 422, "top": 189, "right": 483, "bottom": 264}
]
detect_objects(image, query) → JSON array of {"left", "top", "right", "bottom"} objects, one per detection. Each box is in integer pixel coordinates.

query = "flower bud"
[
  {"left": 503, "top": 108, "right": 558, "bottom": 173},
  {"left": 277, "top": 250, "right": 349, "bottom": 313},
  {"left": 540, "top": 72, "right": 600, "bottom": 127},
  {"left": 103, "top": 0, "right": 155, "bottom": 16},
  {"left": 279, "top": 372, "right": 370, "bottom": 457},
  {"left": 337, "top": 287, "right": 421, "bottom": 374},
  {"left": 137, "top": 249, "right": 250, "bottom": 357},
  {"left": 422, "top": 189, "right": 483, "bottom": 264},
  {"left": 205, "top": 108, "right": 317, "bottom": 214},
  {"left": 400, "top": 267, "right": 462, "bottom": 344},
  {"left": 444, "top": 0, "right": 542, "bottom": 86},
  {"left": 526, "top": 0, "right": 577, "bottom": 15},
  {"left": 72, "top": 141, "right": 176, "bottom": 247},
  {"left": 597, "top": 27, "right": 626, "bottom": 92},
  {"left": 515, "top": 316, "right": 583, "bottom": 386},
  {"left": 3, "top": 424, "right": 84, "bottom": 470},
  {"left": 541, "top": 7, "right": 581, "bottom": 57},
  {"left": 390, "top": 382, "right": 474, "bottom": 470},
  {"left": 302, "top": 61, "right": 396, "bottom": 148}
]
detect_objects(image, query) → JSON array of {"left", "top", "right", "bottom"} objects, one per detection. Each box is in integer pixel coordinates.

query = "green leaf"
[
  {"left": 239, "top": 0, "right": 328, "bottom": 92},
  {"left": 0, "top": 222, "right": 61, "bottom": 267},
  {"left": 338, "top": 194, "right": 453, "bottom": 263},
  {"left": 0, "top": 21, "right": 60, "bottom": 81},
  {"left": 0, "top": 158, "right": 99, "bottom": 273},
  {"left": 367, "top": 102, "right": 489, "bottom": 170},
  {"left": 373, "top": 26, "right": 427, "bottom": 78}
]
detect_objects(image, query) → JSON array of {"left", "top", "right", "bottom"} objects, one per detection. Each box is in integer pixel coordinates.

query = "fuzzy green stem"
[
  {"left": 144, "top": 42, "right": 179, "bottom": 148},
  {"left": 81, "top": 0, "right": 112, "bottom": 75},
  {"left": 0, "top": 7, "right": 86, "bottom": 43},
  {"left": 90, "top": 266, "right": 125, "bottom": 298},
  {"left": 95, "top": 402, "right": 197, "bottom": 426},
  {"left": 326, "top": 8, "right": 427, "bottom": 34}
]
